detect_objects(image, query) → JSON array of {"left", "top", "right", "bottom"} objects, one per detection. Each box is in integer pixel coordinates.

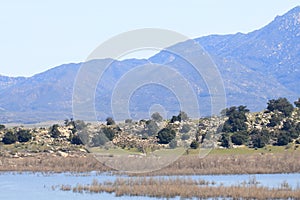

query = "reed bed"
[
  {"left": 1, "top": 152, "right": 300, "bottom": 175},
  {"left": 59, "top": 177, "right": 300, "bottom": 199},
  {"left": 0, "top": 154, "right": 110, "bottom": 172},
  {"left": 145, "top": 152, "right": 300, "bottom": 176}
]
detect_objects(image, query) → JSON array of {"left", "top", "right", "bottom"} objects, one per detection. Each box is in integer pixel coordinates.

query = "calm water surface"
[{"left": 0, "top": 172, "right": 299, "bottom": 200}]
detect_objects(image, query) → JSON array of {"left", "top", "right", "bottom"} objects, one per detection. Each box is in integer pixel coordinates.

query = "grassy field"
[
  {"left": 135, "top": 144, "right": 300, "bottom": 156},
  {"left": 209, "top": 145, "right": 300, "bottom": 155},
  {"left": 89, "top": 147, "right": 143, "bottom": 155}
]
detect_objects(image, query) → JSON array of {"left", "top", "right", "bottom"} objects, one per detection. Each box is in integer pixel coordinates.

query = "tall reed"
[{"left": 59, "top": 177, "right": 300, "bottom": 199}]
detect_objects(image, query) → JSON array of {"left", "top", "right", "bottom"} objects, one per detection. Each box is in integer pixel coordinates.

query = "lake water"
[{"left": 0, "top": 172, "right": 299, "bottom": 200}]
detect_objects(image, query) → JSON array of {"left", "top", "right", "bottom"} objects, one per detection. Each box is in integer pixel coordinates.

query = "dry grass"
[
  {"left": 59, "top": 177, "right": 300, "bottom": 199},
  {"left": 0, "top": 153, "right": 110, "bottom": 172},
  {"left": 146, "top": 152, "right": 300, "bottom": 176},
  {"left": 1, "top": 151, "right": 300, "bottom": 175}
]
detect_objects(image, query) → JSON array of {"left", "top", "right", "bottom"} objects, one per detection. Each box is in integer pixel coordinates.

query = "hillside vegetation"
[{"left": 0, "top": 97, "right": 300, "bottom": 159}]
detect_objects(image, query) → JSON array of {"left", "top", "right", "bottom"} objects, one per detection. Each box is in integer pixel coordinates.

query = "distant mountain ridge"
[
  {"left": 0, "top": 6, "right": 299, "bottom": 123},
  {"left": 197, "top": 6, "right": 300, "bottom": 94},
  {"left": 0, "top": 75, "right": 26, "bottom": 91}
]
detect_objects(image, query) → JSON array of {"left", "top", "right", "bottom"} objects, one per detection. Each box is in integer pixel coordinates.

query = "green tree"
[
  {"left": 250, "top": 129, "right": 270, "bottom": 148},
  {"left": 277, "top": 131, "right": 290, "bottom": 146},
  {"left": 222, "top": 106, "right": 249, "bottom": 132},
  {"left": 151, "top": 112, "right": 163, "bottom": 122},
  {"left": 267, "top": 98, "right": 294, "bottom": 117},
  {"left": 190, "top": 140, "right": 199, "bottom": 149},
  {"left": 17, "top": 129, "right": 32, "bottom": 143},
  {"left": 219, "top": 133, "right": 230, "bottom": 148},
  {"left": 231, "top": 131, "right": 248, "bottom": 145},
  {"left": 282, "top": 119, "right": 293, "bottom": 131},
  {"left": 157, "top": 128, "right": 176, "bottom": 144},
  {"left": 282, "top": 120, "right": 299, "bottom": 139},
  {"left": 2, "top": 131, "right": 17, "bottom": 144},
  {"left": 267, "top": 114, "right": 283, "bottom": 127}
]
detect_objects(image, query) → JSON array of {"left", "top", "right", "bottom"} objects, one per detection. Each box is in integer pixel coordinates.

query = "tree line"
[{"left": 220, "top": 97, "right": 300, "bottom": 148}]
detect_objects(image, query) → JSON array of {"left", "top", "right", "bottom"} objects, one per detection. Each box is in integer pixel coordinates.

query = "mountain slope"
[
  {"left": 0, "top": 6, "right": 299, "bottom": 123},
  {"left": 197, "top": 6, "right": 300, "bottom": 94},
  {"left": 0, "top": 75, "right": 26, "bottom": 91}
]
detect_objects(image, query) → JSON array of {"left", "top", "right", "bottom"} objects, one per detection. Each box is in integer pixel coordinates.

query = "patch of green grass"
[
  {"left": 210, "top": 145, "right": 300, "bottom": 155},
  {"left": 152, "top": 147, "right": 186, "bottom": 156},
  {"left": 88, "top": 143, "right": 300, "bottom": 157},
  {"left": 89, "top": 147, "right": 142, "bottom": 155}
]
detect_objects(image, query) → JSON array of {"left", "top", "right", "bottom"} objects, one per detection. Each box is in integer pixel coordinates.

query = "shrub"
[
  {"left": 106, "top": 117, "right": 115, "bottom": 125},
  {"left": 77, "top": 131, "right": 90, "bottom": 145},
  {"left": 170, "top": 111, "right": 188, "bottom": 123},
  {"left": 70, "top": 135, "right": 83, "bottom": 145},
  {"left": 17, "top": 129, "right": 32, "bottom": 143},
  {"left": 92, "top": 132, "right": 109, "bottom": 146},
  {"left": 50, "top": 124, "right": 61, "bottom": 138},
  {"left": 178, "top": 111, "right": 189, "bottom": 121},
  {"left": 125, "top": 119, "right": 133, "bottom": 124},
  {"left": 101, "top": 127, "right": 116, "bottom": 141},
  {"left": 181, "top": 134, "right": 190, "bottom": 140},
  {"left": 145, "top": 120, "right": 159, "bottom": 136},
  {"left": 295, "top": 98, "right": 300, "bottom": 108},
  {"left": 157, "top": 128, "right": 176, "bottom": 144},
  {"left": 2, "top": 131, "right": 17, "bottom": 144},
  {"left": 180, "top": 124, "right": 191, "bottom": 133},
  {"left": 74, "top": 120, "right": 88, "bottom": 131},
  {"left": 0, "top": 124, "right": 5, "bottom": 131},
  {"left": 170, "top": 115, "right": 181, "bottom": 123},
  {"left": 151, "top": 112, "right": 163, "bottom": 122},
  {"left": 169, "top": 139, "right": 177, "bottom": 149},
  {"left": 190, "top": 140, "right": 199, "bottom": 149}
]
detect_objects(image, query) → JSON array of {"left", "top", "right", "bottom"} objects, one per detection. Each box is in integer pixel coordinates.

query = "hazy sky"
[{"left": 0, "top": 0, "right": 299, "bottom": 77}]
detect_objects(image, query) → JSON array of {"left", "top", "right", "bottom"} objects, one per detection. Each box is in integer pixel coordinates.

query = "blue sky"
[{"left": 0, "top": 0, "right": 299, "bottom": 77}]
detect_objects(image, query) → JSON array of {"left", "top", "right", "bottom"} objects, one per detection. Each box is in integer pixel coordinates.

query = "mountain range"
[{"left": 0, "top": 6, "right": 300, "bottom": 123}]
